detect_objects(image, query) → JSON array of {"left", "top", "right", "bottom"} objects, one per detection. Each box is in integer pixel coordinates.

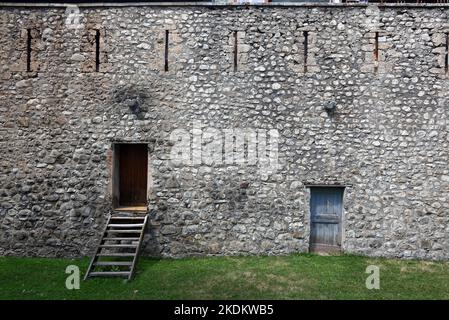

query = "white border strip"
[{"left": 0, "top": 2, "right": 449, "bottom": 9}]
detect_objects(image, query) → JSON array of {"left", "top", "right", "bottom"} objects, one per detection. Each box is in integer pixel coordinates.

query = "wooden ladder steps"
[
  {"left": 106, "top": 229, "right": 142, "bottom": 234},
  {"left": 96, "top": 252, "right": 136, "bottom": 257},
  {"left": 99, "top": 244, "right": 138, "bottom": 249},
  {"left": 110, "top": 216, "right": 146, "bottom": 220},
  {"left": 108, "top": 223, "right": 144, "bottom": 228},
  {"left": 94, "top": 261, "right": 133, "bottom": 267},
  {"left": 89, "top": 271, "right": 130, "bottom": 277},
  {"left": 84, "top": 213, "right": 148, "bottom": 281},
  {"left": 103, "top": 237, "right": 140, "bottom": 241}
]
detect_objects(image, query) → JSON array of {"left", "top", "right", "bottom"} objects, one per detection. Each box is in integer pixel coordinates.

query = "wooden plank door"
[
  {"left": 309, "top": 187, "right": 344, "bottom": 252},
  {"left": 118, "top": 144, "right": 148, "bottom": 207}
]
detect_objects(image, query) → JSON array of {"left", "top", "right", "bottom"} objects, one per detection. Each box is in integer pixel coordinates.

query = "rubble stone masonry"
[{"left": 0, "top": 3, "right": 449, "bottom": 260}]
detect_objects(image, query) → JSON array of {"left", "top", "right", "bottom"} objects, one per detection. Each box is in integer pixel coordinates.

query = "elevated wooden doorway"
[{"left": 113, "top": 143, "right": 148, "bottom": 212}]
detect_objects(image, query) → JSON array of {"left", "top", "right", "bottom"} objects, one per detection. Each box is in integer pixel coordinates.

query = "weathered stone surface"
[{"left": 0, "top": 4, "right": 449, "bottom": 261}]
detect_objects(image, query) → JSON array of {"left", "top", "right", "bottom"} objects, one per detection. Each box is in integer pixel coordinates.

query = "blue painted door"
[{"left": 309, "top": 187, "right": 344, "bottom": 252}]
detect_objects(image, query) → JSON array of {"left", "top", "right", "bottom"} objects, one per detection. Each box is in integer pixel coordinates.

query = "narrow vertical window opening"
[
  {"left": 95, "top": 29, "right": 100, "bottom": 72},
  {"left": 233, "top": 31, "right": 238, "bottom": 72},
  {"left": 303, "top": 31, "right": 309, "bottom": 74},
  {"left": 374, "top": 31, "right": 379, "bottom": 73},
  {"left": 26, "top": 29, "right": 32, "bottom": 72},
  {"left": 164, "top": 30, "right": 169, "bottom": 72},
  {"left": 445, "top": 32, "right": 449, "bottom": 75}
]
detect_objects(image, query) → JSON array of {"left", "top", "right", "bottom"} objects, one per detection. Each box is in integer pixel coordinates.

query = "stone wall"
[{"left": 0, "top": 4, "right": 449, "bottom": 260}]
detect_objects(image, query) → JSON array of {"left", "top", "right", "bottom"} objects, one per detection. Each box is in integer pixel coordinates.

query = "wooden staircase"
[{"left": 84, "top": 213, "right": 148, "bottom": 281}]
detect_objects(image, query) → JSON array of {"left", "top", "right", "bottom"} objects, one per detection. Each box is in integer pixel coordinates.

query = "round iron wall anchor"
[{"left": 324, "top": 101, "right": 337, "bottom": 115}]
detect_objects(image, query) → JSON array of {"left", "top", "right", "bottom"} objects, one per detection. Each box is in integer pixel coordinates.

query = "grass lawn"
[{"left": 0, "top": 253, "right": 448, "bottom": 300}]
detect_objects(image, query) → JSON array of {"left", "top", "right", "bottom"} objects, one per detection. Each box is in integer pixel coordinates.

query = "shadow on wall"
[{"left": 142, "top": 223, "right": 163, "bottom": 256}]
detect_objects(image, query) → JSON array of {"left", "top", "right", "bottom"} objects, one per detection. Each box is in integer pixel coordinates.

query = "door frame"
[
  {"left": 111, "top": 142, "right": 150, "bottom": 212},
  {"left": 305, "top": 184, "right": 349, "bottom": 253}
]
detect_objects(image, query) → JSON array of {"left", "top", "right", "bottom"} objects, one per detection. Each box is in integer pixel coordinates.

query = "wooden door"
[
  {"left": 118, "top": 144, "right": 148, "bottom": 207},
  {"left": 309, "top": 187, "right": 344, "bottom": 252}
]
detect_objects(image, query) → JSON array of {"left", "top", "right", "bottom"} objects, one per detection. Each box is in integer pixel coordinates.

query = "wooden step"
[
  {"left": 94, "top": 261, "right": 133, "bottom": 267},
  {"left": 85, "top": 214, "right": 148, "bottom": 281},
  {"left": 89, "top": 271, "right": 130, "bottom": 277},
  {"left": 99, "top": 244, "right": 138, "bottom": 249},
  {"left": 108, "top": 224, "right": 144, "bottom": 228},
  {"left": 106, "top": 229, "right": 142, "bottom": 234},
  {"left": 110, "top": 216, "right": 146, "bottom": 220},
  {"left": 114, "top": 207, "right": 147, "bottom": 213},
  {"left": 97, "top": 253, "right": 135, "bottom": 257},
  {"left": 103, "top": 237, "right": 140, "bottom": 241}
]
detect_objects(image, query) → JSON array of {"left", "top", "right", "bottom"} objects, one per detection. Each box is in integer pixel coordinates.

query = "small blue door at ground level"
[{"left": 309, "top": 187, "right": 344, "bottom": 252}]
